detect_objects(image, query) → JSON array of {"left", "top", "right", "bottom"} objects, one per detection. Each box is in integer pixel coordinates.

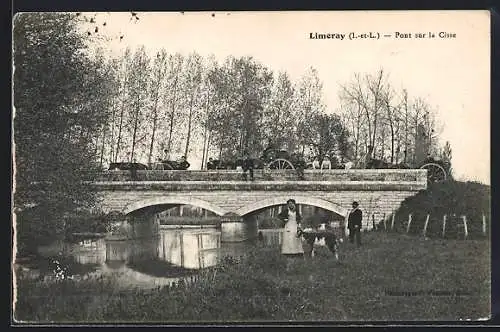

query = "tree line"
[
  {"left": 91, "top": 48, "right": 350, "bottom": 169},
  {"left": 89, "top": 49, "right": 450, "bottom": 170}
]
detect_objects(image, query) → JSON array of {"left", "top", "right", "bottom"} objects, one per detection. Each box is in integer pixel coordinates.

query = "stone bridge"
[{"left": 91, "top": 169, "right": 427, "bottom": 241}]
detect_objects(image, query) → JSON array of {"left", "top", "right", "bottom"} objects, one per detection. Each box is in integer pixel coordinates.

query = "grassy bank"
[
  {"left": 14, "top": 232, "right": 490, "bottom": 323},
  {"left": 394, "top": 180, "right": 491, "bottom": 238}
]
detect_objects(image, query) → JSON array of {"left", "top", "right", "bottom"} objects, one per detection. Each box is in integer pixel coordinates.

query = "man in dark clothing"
[
  {"left": 242, "top": 150, "right": 254, "bottom": 181},
  {"left": 129, "top": 160, "right": 139, "bottom": 181},
  {"left": 178, "top": 156, "right": 190, "bottom": 170},
  {"left": 347, "top": 201, "right": 362, "bottom": 247},
  {"left": 207, "top": 157, "right": 217, "bottom": 170},
  {"left": 293, "top": 153, "right": 306, "bottom": 180}
]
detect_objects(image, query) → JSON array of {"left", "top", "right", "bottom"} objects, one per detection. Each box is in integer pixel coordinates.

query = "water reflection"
[
  {"left": 31, "top": 228, "right": 282, "bottom": 288},
  {"left": 157, "top": 230, "right": 220, "bottom": 269}
]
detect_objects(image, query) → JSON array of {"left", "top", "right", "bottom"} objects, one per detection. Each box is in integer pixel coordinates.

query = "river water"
[{"left": 18, "top": 227, "right": 283, "bottom": 289}]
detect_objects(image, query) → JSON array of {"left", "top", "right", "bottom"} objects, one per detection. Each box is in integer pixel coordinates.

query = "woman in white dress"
[{"left": 278, "top": 199, "right": 304, "bottom": 256}]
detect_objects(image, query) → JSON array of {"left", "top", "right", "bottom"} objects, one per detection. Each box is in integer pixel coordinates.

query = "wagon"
[
  {"left": 363, "top": 155, "right": 450, "bottom": 183},
  {"left": 418, "top": 157, "right": 450, "bottom": 183},
  {"left": 208, "top": 148, "right": 306, "bottom": 170},
  {"left": 260, "top": 148, "right": 298, "bottom": 169},
  {"left": 151, "top": 159, "right": 190, "bottom": 170},
  {"left": 108, "top": 162, "right": 149, "bottom": 171}
]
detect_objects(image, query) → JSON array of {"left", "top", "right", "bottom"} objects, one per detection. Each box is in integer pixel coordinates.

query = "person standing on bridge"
[
  {"left": 278, "top": 199, "right": 304, "bottom": 257},
  {"left": 242, "top": 150, "right": 254, "bottom": 181},
  {"left": 347, "top": 201, "right": 363, "bottom": 247}
]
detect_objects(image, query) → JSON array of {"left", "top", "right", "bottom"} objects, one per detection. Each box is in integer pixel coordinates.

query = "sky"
[{"left": 85, "top": 10, "right": 490, "bottom": 184}]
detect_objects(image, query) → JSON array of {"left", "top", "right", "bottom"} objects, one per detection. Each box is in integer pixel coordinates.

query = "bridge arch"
[
  {"left": 122, "top": 196, "right": 226, "bottom": 216},
  {"left": 234, "top": 195, "right": 349, "bottom": 217}
]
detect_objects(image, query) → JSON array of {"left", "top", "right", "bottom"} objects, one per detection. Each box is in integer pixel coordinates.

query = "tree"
[
  {"left": 13, "top": 13, "right": 115, "bottom": 248},
  {"left": 294, "top": 67, "right": 326, "bottom": 157},
  {"left": 305, "top": 113, "right": 345, "bottom": 163},
  {"left": 441, "top": 140, "right": 453, "bottom": 177},
  {"left": 262, "top": 71, "right": 296, "bottom": 151},
  {"left": 207, "top": 56, "right": 272, "bottom": 160},
  {"left": 124, "top": 46, "right": 150, "bottom": 162},
  {"left": 340, "top": 69, "right": 389, "bottom": 162},
  {"left": 339, "top": 70, "right": 443, "bottom": 169},
  {"left": 181, "top": 52, "right": 204, "bottom": 159},
  {"left": 340, "top": 103, "right": 365, "bottom": 163},
  {"left": 200, "top": 55, "right": 218, "bottom": 169},
  {"left": 146, "top": 49, "right": 168, "bottom": 166},
  {"left": 163, "top": 53, "right": 185, "bottom": 159},
  {"left": 112, "top": 48, "right": 132, "bottom": 163}
]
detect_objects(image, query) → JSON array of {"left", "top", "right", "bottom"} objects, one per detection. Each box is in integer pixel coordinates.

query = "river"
[{"left": 16, "top": 227, "right": 284, "bottom": 290}]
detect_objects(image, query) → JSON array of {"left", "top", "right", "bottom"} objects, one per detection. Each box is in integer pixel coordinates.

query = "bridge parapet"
[
  {"left": 90, "top": 180, "right": 426, "bottom": 192},
  {"left": 91, "top": 169, "right": 427, "bottom": 183}
]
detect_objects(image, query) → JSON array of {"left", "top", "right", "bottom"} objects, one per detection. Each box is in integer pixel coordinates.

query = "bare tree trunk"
[
  {"left": 206, "top": 132, "right": 211, "bottom": 162},
  {"left": 184, "top": 90, "right": 195, "bottom": 158},
  {"left": 115, "top": 103, "right": 125, "bottom": 163},
  {"left": 201, "top": 126, "right": 208, "bottom": 169},
  {"left": 201, "top": 126, "right": 208, "bottom": 170},
  {"left": 147, "top": 103, "right": 159, "bottom": 166},
  {"left": 201, "top": 89, "right": 211, "bottom": 169},
  {"left": 372, "top": 114, "right": 378, "bottom": 158},
  {"left": 379, "top": 125, "right": 386, "bottom": 161},
  {"left": 219, "top": 137, "right": 223, "bottom": 160},
  {"left": 108, "top": 98, "right": 116, "bottom": 163},
  {"left": 167, "top": 74, "right": 180, "bottom": 155},
  {"left": 413, "top": 112, "right": 419, "bottom": 165},
  {"left": 386, "top": 102, "right": 395, "bottom": 164},
  {"left": 369, "top": 70, "right": 383, "bottom": 157},
  {"left": 403, "top": 92, "right": 409, "bottom": 164},
  {"left": 99, "top": 126, "right": 106, "bottom": 169},
  {"left": 130, "top": 95, "right": 140, "bottom": 162},
  {"left": 93, "top": 130, "right": 100, "bottom": 159},
  {"left": 147, "top": 67, "right": 163, "bottom": 166},
  {"left": 390, "top": 124, "right": 395, "bottom": 164},
  {"left": 395, "top": 119, "right": 401, "bottom": 164}
]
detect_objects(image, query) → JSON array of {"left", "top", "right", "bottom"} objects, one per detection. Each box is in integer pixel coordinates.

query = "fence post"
[
  {"left": 391, "top": 213, "right": 395, "bottom": 231},
  {"left": 442, "top": 215, "right": 447, "bottom": 238},
  {"left": 462, "top": 215, "right": 468, "bottom": 239},
  {"left": 383, "top": 213, "right": 387, "bottom": 231},
  {"left": 482, "top": 214, "right": 487, "bottom": 236},
  {"left": 372, "top": 214, "right": 375, "bottom": 230},
  {"left": 422, "top": 214, "right": 430, "bottom": 237},
  {"left": 406, "top": 214, "right": 413, "bottom": 234}
]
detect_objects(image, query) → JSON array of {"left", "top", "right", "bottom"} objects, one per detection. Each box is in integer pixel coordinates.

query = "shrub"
[{"left": 394, "top": 180, "right": 490, "bottom": 237}]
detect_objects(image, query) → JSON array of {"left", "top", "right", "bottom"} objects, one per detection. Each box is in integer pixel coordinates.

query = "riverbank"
[
  {"left": 158, "top": 217, "right": 220, "bottom": 226},
  {"left": 13, "top": 232, "right": 490, "bottom": 323}
]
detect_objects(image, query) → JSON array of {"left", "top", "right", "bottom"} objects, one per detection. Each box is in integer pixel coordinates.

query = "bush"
[
  {"left": 394, "top": 180, "right": 490, "bottom": 237},
  {"left": 65, "top": 211, "right": 124, "bottom": 237}
]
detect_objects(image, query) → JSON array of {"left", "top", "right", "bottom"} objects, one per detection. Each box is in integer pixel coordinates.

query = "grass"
[
  {"left": 394, "top": 180, "right": 491, "bottom": 238},
  {"left": 13, "top": 232, "right": 490, "bottom": 323},
  {"left": 126, "top": 259, "right": 199, "bottom": 278}
]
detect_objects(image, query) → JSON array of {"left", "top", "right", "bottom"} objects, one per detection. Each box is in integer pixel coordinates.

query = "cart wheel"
[
  {"left": 268, "top": 158, "right": 295, "bottom": 170},
  {"left": 420, "top": 163, "right": 447, "bottom": 183}
]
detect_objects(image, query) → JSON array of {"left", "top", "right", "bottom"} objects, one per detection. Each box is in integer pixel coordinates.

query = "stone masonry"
[{"left": 91, "top": 169, "right": 427, "bottom": 230}]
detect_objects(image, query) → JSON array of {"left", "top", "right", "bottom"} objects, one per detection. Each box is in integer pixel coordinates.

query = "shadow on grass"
[{"left": 126, "top": 259, "right": 198, "bottom": 278}]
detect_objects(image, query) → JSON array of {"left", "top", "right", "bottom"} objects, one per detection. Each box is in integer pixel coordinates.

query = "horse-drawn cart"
[{"left": 208, "top": 147, "right": 306, "bottom": 171}]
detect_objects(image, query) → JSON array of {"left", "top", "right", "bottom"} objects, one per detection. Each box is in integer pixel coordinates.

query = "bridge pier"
[{"left": 220, "top": 213, "right": 258, "bottom": 243}]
